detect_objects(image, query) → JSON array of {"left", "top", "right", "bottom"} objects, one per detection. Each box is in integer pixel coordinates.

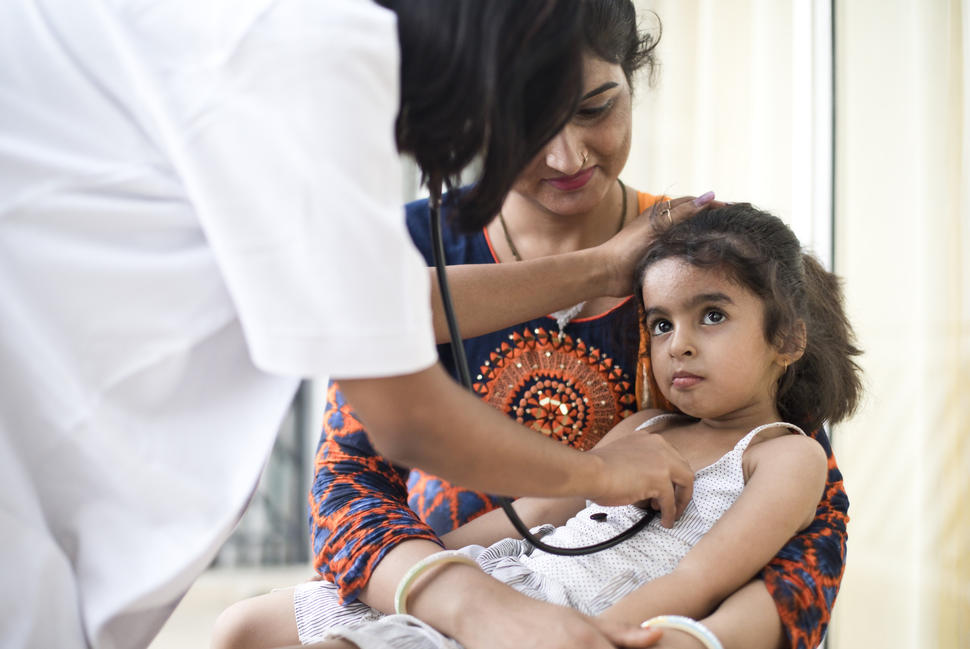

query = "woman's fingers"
[
  {"left": 598, "top": 190, "right": 721, "bottom": 296},
  {"left": 649, "top": 192, "right": 719, "bottom": 232}
]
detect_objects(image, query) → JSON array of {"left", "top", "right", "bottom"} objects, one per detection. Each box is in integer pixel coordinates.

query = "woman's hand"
[
  {"left": 597, "top": 192, "right": 719, "bottom": 297},
  {"left": 366, "top": 544, "right": 666, "bottom": 649},
  {"left": 449, "top": 584, "right": 664, "bottom": 649}
]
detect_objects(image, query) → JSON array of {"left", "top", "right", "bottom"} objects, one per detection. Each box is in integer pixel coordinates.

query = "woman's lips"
[
  {"left": 545, "top": 166, "right": 595, "bottom": 191},
  {"left": 671, "top": 372, "right": 703, "bottom": 389}
]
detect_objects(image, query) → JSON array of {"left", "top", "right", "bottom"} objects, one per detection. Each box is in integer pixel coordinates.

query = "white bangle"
[
  {"left": 641, "top": 615, "right": 724, "bottom": 649},
  {"left": 393, "top": 550, "right": 480, "bottom": 615}
]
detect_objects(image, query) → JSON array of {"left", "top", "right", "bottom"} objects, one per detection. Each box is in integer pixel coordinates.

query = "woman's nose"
[{"left": 544, "top": 127, "right": 585, "bottom": 175}]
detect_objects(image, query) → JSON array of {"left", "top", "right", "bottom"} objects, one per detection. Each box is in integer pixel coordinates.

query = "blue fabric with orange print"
[{"left": 308, "top": 190, "right": 848, "bottom": 649}]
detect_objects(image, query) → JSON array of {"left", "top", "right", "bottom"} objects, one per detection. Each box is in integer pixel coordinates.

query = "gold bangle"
[
  {"left": 394, "top": 550, "right": 480, "bottom": 615},
  {"left": 641, "top": 615, "right": 723, "bottom": 649}
]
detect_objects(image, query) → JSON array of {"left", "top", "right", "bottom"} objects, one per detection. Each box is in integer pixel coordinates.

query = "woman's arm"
[
  {"left": 646, "top": 580, "right": 785, "bottom": 649},
  {"left": 598, "top": 433, "right": 827, "bottom": 625},
  {"left": 698, "top": 580, "right": 786, "bottom": 649},
  {"left": 308, "top": 381, "right": 442, "bottom": 605},
  {"left": 426, "top": 194, "right": 712, "bottom": 343},
  {"left": 759, "top": 429, "right": 849, "bottom": 649},
  {"left": 309, "top": 382, "right": 662, "bottom": 649}
]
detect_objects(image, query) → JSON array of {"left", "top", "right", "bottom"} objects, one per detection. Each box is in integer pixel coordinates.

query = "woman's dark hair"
[
  {"left": 634, "top": 204, "right": 863, "bottom": 432},
  {"left": 378, "top": 0, "right": 586, "bottom": 230},
  {"left": 583, "top": 0, "right": 661, "bottom": 92}
]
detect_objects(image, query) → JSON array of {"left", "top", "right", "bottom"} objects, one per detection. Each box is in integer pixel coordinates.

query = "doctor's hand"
[
  {"left": 584, "top": 428, "right": 694, "bottom": 528},
  {"left": 597, "top": 191, "right": 720, "bottom": 298}
]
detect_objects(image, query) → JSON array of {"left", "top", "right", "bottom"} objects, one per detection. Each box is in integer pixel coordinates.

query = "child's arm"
[
  {"left": 442, "top": 409, "right": 670, "bottom": 550},
  {"left": 598, "top": 433, "right": 827, "bottom": 626}
]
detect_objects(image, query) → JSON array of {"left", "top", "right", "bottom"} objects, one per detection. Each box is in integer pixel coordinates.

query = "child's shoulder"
[
  {"left": 744, "top": 427, "right": 827, "bottom": 479},
  {"left": 596, "top": 409, "right": 682, "bottom": 449}
]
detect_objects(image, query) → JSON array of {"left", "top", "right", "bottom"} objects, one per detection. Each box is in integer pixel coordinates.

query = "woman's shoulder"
[
  {"left": 404, "top": 187, "right": 490, "bottom": 264},
  {"left": 632, "top": 188, "right": 666, "bottom": 213}
]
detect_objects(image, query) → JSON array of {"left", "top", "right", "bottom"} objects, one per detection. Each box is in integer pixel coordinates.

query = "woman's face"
[{"left": 510, "top": 52, "right": 633, "bottom": 217}]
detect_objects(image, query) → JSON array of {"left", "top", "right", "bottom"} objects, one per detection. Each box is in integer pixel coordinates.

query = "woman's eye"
[
  {"left": 650, "top": 319, "right": 672, "bottom": 336},
  {"left": 575, "top": 99, "right": 614, "bottom": 120},
  {"left": 703, "top": 310, "right": 726, "bottom": 325}
]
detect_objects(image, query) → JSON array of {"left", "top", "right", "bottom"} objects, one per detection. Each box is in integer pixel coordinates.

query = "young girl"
[{"left": 217, "top": 203, "right": 861, "bottom": 649}]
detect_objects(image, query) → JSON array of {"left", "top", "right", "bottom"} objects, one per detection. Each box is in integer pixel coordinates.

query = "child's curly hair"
[{"left": 635, "top": 203, "right": 863, "bottom": 432}]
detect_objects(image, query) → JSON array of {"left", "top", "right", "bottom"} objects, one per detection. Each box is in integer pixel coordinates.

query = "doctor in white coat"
[{"left": 0, "top": 1, "right": 696, "bottom": 648}]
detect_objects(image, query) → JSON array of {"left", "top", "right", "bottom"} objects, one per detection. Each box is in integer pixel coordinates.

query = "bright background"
[
  {"left": 152, "top": 2, "right": 970, "bottom": 648},
  {"left": 628, "top": 2, "right": 969, "bottom": 647}
]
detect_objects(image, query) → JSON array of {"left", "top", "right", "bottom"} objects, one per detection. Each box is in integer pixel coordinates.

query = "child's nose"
[{"left": 669, "top": 328, "right": 696, "bottom": 357}]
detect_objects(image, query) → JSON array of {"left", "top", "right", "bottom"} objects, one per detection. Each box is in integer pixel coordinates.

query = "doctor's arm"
[{"left": 337, "top": 363, "right": 693, "bottom": 515}]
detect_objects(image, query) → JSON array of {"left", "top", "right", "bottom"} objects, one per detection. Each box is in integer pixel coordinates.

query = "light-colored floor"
[{"left": 149, "top": 564, "right": 314, "bottom": 649}]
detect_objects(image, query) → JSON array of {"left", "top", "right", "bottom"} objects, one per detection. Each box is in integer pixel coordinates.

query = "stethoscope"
[{"left": 427, "top": 181, "right": 654, "bottom": 555}]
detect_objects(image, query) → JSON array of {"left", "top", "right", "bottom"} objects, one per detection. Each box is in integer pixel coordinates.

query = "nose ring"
[{"left": 581, "top": 151, "right": 589, "bottom": 167}]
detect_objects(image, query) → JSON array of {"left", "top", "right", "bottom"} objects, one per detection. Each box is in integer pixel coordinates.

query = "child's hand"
[
  {"left": 596, "top": 611, "right": 707, "bottom": 649},
  {"left": 591, "top": 616, "right": 667, "bottom": 648},
  {"left": 638, "top": 628, "right": 708, "bottom": 649}
]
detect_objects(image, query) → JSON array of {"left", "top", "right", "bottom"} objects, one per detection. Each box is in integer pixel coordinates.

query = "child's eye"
[
  {"left": 703, "top": 310, "right": 726, "bottom": 325},
  {"left": 649, "top": 319, "right": 673, "bottom": 336}
]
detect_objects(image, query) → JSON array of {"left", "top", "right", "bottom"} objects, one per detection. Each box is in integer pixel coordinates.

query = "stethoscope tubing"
[{"left": 428, "top": 183, "right": 654, "bottom": 555}]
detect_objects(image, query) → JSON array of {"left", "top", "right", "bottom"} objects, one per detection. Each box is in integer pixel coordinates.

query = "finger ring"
[{"left": 659, "top": 202, "right": 672, "bottom": 228}]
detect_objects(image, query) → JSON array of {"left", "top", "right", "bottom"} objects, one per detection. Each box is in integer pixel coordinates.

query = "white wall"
[{"left": 632, "top": 2, "right": 970, "bottom": 647}]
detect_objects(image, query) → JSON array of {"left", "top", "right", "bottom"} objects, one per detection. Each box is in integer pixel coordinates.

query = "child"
[{"left": 219, "top": 203, "right": 862, "bottom": 649}]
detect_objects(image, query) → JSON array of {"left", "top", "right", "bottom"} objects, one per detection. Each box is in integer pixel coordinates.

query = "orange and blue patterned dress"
[{"left": 308, "top": 190, "right": 848, "bottom": 649}]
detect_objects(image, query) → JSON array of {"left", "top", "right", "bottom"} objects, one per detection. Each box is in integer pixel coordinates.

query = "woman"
[{"left": 213, "top": 3, "right": 848, "bottom": 649}]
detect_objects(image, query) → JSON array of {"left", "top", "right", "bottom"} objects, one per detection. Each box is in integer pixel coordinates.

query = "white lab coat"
[{"left": 0, "top": 0, "right": 436, "bottom": 647}]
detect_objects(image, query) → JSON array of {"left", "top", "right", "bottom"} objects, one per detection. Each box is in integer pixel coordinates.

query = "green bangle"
[
  {"left": 641, "top": 615, "right": 724, "bottom": 649},
  {"left": 393, "top": 550, "right": 480, "bottom": 615}
]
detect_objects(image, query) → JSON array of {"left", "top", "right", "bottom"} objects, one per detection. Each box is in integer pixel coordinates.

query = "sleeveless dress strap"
[
  {"left": 634, "top": 412, "right": 692, "bottom": 432},
  {"left": 734, "top": 421, "right": 807, "bottom": 453}
]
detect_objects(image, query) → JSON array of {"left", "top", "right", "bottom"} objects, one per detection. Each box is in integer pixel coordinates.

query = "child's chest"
[{"left": 660, "top": 428, "right": 747, "bottom": 476}]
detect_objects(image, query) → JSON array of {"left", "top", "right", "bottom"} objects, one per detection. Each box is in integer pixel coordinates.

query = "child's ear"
[{"left": 779, "top": 319, "right": 807, "bottom": 365}]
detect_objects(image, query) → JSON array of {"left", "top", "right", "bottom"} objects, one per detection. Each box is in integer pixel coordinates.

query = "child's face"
[{"left": 641, "top": 258, "right": 788, "bottom": 423}]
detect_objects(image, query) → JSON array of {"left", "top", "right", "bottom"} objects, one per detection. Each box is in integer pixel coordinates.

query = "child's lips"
[{"left": 671, "top": 371, "right": 703, "bottom": 389}]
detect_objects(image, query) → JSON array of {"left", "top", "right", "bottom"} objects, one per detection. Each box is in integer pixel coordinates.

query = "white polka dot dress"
[
  {"left": 480, "top": 416, "right": 807, "bottom": 615},
  {"left": 293, "top": 416, "right": 806, "bottom": 646}
]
